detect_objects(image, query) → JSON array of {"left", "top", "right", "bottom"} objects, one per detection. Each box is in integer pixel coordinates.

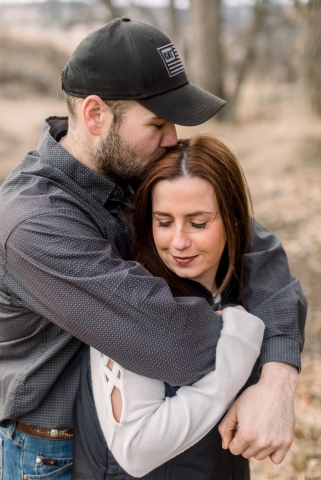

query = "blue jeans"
[{"left": 0, "top": 422, "right": 73, "bottom": 479}]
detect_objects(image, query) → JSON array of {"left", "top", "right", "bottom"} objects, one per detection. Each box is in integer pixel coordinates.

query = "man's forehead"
[{"left": 130, "top": 102, "right": 164, "bottom": 121}]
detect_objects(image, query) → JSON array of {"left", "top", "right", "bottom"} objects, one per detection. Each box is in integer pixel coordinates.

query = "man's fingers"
[
  {"left": 228, "top": 431, "right": 292, "bottom": 462},
  {"left": 229, "top": 434, "right": 276, "bottom": 459},
  {"left": 243, "top": 445, "right": 274, "bottom": 460},
  {"left": 218, "top": 407, "right": 238, "bottom": 449},
  {"left": 227, "top": 431, "right": 252, "bottom": 456},
  {"left": 269, "top": 446, "right": 291, "bottom": 465},
  {"left": 219, "top": 427, "right": 234, "bottom": 450},
  {"left": 228, "top": 427, "right": 276, "bottom": 458}
]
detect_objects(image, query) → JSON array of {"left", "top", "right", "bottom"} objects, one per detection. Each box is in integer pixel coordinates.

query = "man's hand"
[{"left": 218, "top": 362, "right": 299, "bottom": 464}]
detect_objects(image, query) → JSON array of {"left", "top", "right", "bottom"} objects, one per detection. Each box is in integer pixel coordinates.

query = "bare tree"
[
  {"left": 189, "top": 0, "right": 271, "bottom": 121},
  {"left": 223, "top": 0, "right": 269, "bottom": 121},
  {"left": 168, "top": 0, "right": 181, "bottom": 47},
  {"left": 304, "top": 0, "right": 321, "bottom": 115},
  {"left": 189, "top": 0, "right": 224, "bottom": 100}
]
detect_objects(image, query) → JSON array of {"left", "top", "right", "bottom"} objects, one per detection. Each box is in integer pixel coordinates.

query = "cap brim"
[{"left": 136, "top": 82, "right": 226, "bottom": 126}]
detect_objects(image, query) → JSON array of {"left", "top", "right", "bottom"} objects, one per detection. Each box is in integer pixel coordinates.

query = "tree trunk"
[
  {"left": 189, "top": 0, "right": 224, "bottom": 100},
  {"left": 168, "top": 0, "right": 181, "bottom": 46},
  {"left": 223, "top": 0, "right": 269, "bottom": 121},
  {"left": 304, "top": 0, "right": 321, "bottom": 115}
]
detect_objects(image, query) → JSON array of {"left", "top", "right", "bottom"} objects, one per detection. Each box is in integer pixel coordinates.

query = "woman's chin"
[{"left": 170, "top": 264, "right": 199, "bottom": 281}]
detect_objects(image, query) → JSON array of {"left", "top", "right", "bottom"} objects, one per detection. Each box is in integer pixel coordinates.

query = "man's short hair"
[
  {"left": 105, "top": 99, "right": 135, "bottom": 126},
  {"left": 65, "top": 94, "right": 80, "bottom": 123}
]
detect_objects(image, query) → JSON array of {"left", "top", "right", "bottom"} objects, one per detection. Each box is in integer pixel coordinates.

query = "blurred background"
[{"left": 0, "top": 0, "right": 320, "bottom": 478}]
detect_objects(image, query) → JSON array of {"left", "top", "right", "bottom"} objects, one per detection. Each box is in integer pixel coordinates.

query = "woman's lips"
[{"left": 172, "top": 255, "right": 198, "bottom": 266}]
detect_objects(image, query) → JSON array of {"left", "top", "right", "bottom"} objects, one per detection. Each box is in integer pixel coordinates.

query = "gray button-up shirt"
[{"left": 0, "top": 117, "right": 306, "bottom": 428}]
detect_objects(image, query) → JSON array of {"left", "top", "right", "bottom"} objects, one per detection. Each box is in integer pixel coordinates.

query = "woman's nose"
[{"left": 171, "top": 228, "right": 191, "bottom": 251}]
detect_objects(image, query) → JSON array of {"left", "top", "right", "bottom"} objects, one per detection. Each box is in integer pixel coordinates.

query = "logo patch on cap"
[{"left": 157, "top": 43, "right": 185, "bottom": 78}]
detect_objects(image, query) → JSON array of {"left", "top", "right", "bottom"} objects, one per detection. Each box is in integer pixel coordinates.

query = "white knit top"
[{"left": 90, "top": 307, "right": 265, "bottom": 478}]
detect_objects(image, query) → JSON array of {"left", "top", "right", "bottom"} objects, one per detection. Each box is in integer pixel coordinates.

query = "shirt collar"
[{"left": 36, "top": 116, "right": 128, "bottom": 207}]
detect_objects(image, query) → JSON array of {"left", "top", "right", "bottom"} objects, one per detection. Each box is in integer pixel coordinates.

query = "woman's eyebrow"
[
  {"left": 153, "top": 211, "right": 172, "bottom": 216},
  {"left": 153, "top": 211, "right": 214, "bottom": 217},
  {"left": 185, "top": 211, "right": 214, "bottom": 217}
]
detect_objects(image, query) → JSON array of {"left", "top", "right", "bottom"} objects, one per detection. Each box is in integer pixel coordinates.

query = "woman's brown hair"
[{"left": 133, "top": 134, "right": 253, "bottom": 299}]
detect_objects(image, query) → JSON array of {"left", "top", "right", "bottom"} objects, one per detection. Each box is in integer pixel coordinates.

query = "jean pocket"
[{"left": 27, "top": 456, "right": 73, "bottom": 479}]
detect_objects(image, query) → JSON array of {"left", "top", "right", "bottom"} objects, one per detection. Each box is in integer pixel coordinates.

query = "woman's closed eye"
[
  {"left": 189, "top": 222, "right": 207, "bottom": 229},
  {"left": 157, "top": 220, "right": 173, "bottom": 228},
  {"left": 156, "top": 220, "right": 208, "bottom": 230}
]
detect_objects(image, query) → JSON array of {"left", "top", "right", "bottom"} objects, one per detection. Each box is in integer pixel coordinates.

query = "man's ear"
[{"left": 82, "top": 95, "right": 113, "bottom": 136}]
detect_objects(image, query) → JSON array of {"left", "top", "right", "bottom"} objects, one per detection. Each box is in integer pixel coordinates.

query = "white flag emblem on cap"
[{"left": 157, "top": 43, "right": 185, "bottom": 78}]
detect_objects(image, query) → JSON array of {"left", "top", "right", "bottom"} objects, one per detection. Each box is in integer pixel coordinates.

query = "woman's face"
[{"left": 152, "top": 176, "right": 226, "bottom": 293}]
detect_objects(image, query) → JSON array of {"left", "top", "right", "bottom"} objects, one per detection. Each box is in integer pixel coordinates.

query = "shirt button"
[
  {"left": 36, "top": 457, "right": 42, "bottom": 464},
  {"left": 23, "top": 475, "right": 28, "bottom": 480}
]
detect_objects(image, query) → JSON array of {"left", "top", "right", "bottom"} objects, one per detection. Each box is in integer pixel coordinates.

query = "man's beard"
[{"left": 94, "top": 122, "right": 162, "bottom": 183}]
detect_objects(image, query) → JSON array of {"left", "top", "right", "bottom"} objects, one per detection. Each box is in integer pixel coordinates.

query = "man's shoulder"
[{"left": 0, "top": 152, "right": 89, "bottom": 245}]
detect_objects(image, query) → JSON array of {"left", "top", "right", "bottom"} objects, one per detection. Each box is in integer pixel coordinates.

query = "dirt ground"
[{"left": 0, "top": 82, "right": 320, "bottom": 479}]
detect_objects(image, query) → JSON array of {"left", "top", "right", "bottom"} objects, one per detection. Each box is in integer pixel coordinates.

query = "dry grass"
[{"left": 0, "top": 31, "right": 70, "bottom": 98}]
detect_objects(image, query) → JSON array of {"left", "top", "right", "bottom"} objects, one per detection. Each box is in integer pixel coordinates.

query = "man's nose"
[
  {"left": 160, "top": 122, "right": 178, "bottom": 148},
  {"left": 171, "top": 227, "right": 191, "bottom": 251}
]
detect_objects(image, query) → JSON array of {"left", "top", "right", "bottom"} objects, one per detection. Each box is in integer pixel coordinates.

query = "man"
[{"left": 0, "top": 18, "right": 305, "bottom": 479}]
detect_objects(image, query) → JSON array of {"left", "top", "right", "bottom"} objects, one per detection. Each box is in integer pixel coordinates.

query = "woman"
[{"left": 72, "top": 135, "right": 264, "bottom": 480}]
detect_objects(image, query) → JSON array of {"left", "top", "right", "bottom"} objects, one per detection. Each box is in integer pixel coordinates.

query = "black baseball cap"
[{"left": 61, "top": 18, "right": 226, "bottom": 126}]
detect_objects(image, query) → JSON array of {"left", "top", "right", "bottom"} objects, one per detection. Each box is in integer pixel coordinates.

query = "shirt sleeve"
[
  {"left": 243, "top": 221, "right": 307, "bottom": 371},
  {"left": 90, "top": 307, "right": 265, "bottom": 478},
  {"left": 4, "top": 208, "right": 306, "bottom": 385},
  {"left": 4, "top": 209, "right": 223, "bottom": 386}
]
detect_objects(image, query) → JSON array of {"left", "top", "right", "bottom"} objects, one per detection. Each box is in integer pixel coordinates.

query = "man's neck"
[{"left": 60, "top": 133, "right": 100, "bottom": 176}]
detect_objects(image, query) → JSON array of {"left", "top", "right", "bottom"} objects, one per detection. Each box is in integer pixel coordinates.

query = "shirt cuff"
[{"left": 258, "top": 336, "right": 301, "bottom": 373}]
